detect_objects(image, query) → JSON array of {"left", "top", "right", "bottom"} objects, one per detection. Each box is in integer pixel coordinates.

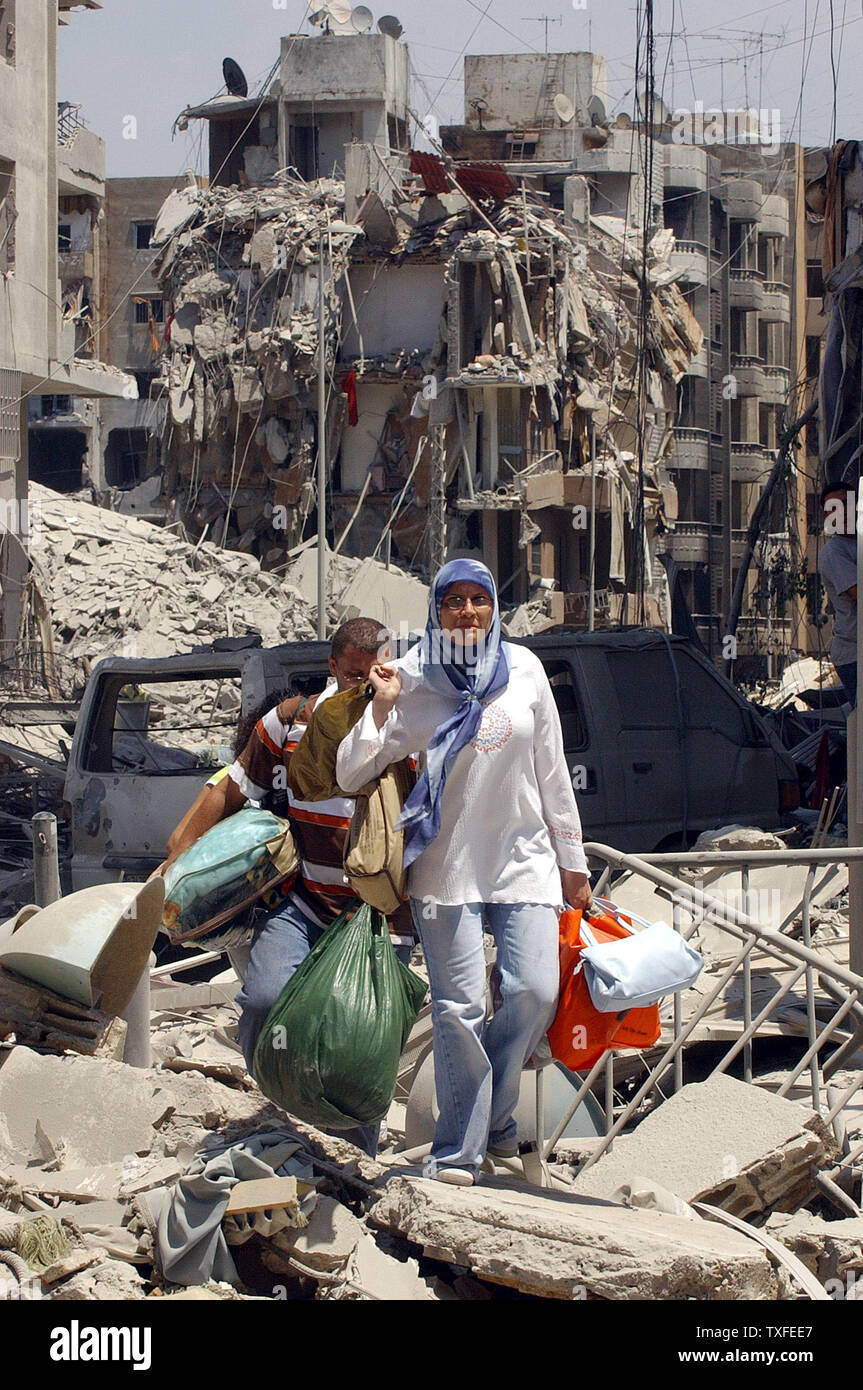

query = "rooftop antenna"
[
  {"left": 377, "top": 14, "right": 403, "bottom": 39},
  {"left": 522, "top": 15, "right": 562, "bottom": 53}
]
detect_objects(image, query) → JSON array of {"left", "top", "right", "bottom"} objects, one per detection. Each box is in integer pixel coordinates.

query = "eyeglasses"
[{"left": 441, "top": 594, "right": 493, "bottom": 613}]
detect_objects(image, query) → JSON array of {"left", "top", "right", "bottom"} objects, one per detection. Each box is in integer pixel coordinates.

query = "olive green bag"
[{"left": 252, "top": 901, "right": 427, "bottom": 1129}]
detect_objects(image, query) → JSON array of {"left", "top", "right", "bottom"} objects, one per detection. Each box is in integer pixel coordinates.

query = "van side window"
[
  {"left": 606, "top": 650, "right": 678, "bottom": 728},
  {"left": 542, "top": 660, "right": 587, "bottom": 751},
  {"left": 87, "top": 675, "right": 245, "bottom": 775},
  {"left": 677, "top": 653, "right": 748, "bottom": 741}
]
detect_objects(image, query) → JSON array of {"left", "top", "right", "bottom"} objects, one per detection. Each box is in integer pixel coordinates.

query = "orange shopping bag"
[{"left": 547, "top": 904, "right": 661, "bottom": 1071}]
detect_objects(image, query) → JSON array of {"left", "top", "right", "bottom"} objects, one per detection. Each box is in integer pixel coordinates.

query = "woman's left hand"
[{"left": 561, "top": 869, "right": 592, "bottom": 913}]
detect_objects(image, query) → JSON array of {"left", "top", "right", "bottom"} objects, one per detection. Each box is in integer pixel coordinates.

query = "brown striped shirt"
[{"left": 228, "top": 684, "right": 414, "bottom": 943}]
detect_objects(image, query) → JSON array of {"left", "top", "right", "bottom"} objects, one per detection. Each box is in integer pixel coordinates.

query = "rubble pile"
[
  {"left": 1, "top": 947, "right": 862, "bottom": 1304},
  {"left": 151, "top": 177, "right": 362, "bottom": 562},
  {"left": 27, "top": 483, "right": 318, "bottom": 696},
  {"left": 149, "top": 166, "right": 702, "bottom": 619}
]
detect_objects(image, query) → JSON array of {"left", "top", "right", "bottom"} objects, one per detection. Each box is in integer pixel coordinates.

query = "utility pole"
[
  {"left": 317, "top": 230, "right": 327, "bottom": 641},
  {"left": 429, "top": 425, "right": 447, "bottom": 575}
]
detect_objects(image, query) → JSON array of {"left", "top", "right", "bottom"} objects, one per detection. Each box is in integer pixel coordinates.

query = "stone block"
[
  {"left": 371, "top": 1176, "right": 779, "bottom": 1300},
  {"left": 571, "top": 1074, "right": 834, "bottom": 1219}
]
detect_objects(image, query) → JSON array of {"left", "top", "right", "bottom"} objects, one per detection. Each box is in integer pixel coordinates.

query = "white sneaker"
[{"left": 432, "top": 1166, "right": 476, "bottom": 1187}]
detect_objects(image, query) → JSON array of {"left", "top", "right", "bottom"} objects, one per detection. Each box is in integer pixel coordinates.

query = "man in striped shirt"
[{"left": 163, "top": 617, "right": 413, "bottom": 1152}]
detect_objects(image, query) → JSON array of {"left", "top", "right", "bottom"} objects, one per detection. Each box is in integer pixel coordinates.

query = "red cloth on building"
[{"left": 342, "top": 369, "right": 359, "bottom": 426}]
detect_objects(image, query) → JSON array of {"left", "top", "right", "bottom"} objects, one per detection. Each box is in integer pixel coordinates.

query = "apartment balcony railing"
[
  {"left": 672, "top": 426, "right": 710, "bottom": 470},
  {"left": 730, "top": 441, "right": 773, "bottom": 483},
  {"left": 761, "top": 364, "right": 791, "bottom": 403},
  {"left": 730, "top": 353, "right": 768, "bottom": 395},
  {"left": 761, "top": 281, "right": 792, "bottom": 323},
  {"left": 729, "top": 267, "right": 766, "bottom": 311},
  {"left": 669, "top": 240, "right": 710, "bottom": 286}
]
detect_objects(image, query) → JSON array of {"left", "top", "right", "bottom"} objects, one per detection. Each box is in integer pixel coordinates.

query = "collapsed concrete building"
[{"left": 148, "top": 34, "right": 702, "bottom": 632}]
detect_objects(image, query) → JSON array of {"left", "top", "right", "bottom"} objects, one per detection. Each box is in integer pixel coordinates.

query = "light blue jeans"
[
  {"left": 235, "top": 893, "right": 411, "bottom": 1157},
  {"left": 410, "top": 898, "right": 559, "bottom": 1175}
]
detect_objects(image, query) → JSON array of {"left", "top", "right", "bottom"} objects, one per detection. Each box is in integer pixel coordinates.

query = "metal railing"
[{"left": 541, "top": 844, "right": 863, "bottom": 1186}]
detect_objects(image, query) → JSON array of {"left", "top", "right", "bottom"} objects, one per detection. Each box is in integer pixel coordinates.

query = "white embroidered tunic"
[{"left": 336, "top": 642, "right": 589, "bottom": 907}]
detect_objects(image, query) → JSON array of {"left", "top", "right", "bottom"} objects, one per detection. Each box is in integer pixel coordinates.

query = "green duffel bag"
[{"left": 253, "top": 902, "right": 427, "bottom": 1129}]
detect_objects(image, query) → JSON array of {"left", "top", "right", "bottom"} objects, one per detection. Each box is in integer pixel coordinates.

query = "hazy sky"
[{"left": 58, "top": 0, "right": 862, "bottom": 179}]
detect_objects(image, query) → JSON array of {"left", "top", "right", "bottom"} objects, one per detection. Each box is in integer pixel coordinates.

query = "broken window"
[
  {"left": 807, "top": 259, "right": 825, "bottom": 299},
  {"left": 58, "top": 223, "right": 72, "bottom": 253},
  {"left": 134, "top": 221, "right": 154, "bottom": 250},
  {"left": 0, "top": 158, "right": 14, "bottom": 274},
  {"left": 543, "top": 661, "right": 587, "bottom": 752},
  {"left": 86, "top": 674, "right": 245, "bottom": 776},
  {"left": 134, "top": 297, "right": 164, "bottom": 325},
  {"left": 105, "top": 427, "right": 149, "bottom": 488}
]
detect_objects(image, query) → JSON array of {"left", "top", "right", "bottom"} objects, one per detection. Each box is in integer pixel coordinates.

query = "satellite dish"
[
  {"left": 329, "top": 0, "right": 353, "bottom": 18},
  {"left": 588, "top": 93, "right": 608, "bottom": 127},
  {"left": 378, "top": 14, "right": 403, "bottom": 38},
  {"left": 553, "top": 93, "right": 575, "bottom": 125},
  {"left": 351, "top": 5, "right": 373, "bottom": 32},
  {"left": 222, "top": 58, "right": 248, "bottom": 99}
]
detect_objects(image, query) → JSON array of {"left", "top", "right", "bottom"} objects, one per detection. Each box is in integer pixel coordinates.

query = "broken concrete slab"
[
  {"left": 47, "top": 1256, "right": 147, "bottom": 1301},
  {"left": 370, "top": 1176, "right": 780, "bottom": 1299},
  {"left": 767, "top": 1209, "right": 863, "bottom": 1290},
  {"left": 2, "top": 1163, "right": 127, "bottom": 1203},
  {"left": 0, "top": 1048, "right": 173, "bottom": 1166},
  {"left": 265, "top": 1194, "right": 362, "bottom": 1274},
  {"left": 335, "top": 557, "right": 429, "bottom": 637},
  {"left": 347, "top": 1233, "right": 436, "bottom": 1300},
  {"left": 570, "top": 1074, "right": 833, "bottom": 1219}
]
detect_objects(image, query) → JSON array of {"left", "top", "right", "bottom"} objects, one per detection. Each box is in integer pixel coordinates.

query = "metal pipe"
[
  {"left": 32, "top": 812, "right": 60, "bottom": 907},
  {"left": 122, "top": 951, "right": 155, "bottom": 1068},
  {"left": 317, "top": 230, "right": 327, "bottom": 641},
  {"left": 588, "top": 421, "right": 596, "bottom": 632},
  {"left": 776, "top": 989, "right": 859, "bottom": 1099},
  {"left": 742, "top": 866, "right": 752, "bottom": 1084},
  {"left": 800, "top": 864, "right": 821, "bottom": 1110},
  {"left": 673, "top": 903, "right": 684, "bottom": 1092}
]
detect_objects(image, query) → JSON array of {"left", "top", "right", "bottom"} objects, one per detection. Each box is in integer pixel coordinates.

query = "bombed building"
[{"left": 148, "top": 32, "right": 701, "bottom": 632}]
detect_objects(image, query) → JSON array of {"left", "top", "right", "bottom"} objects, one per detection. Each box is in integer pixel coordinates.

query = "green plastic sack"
[{"left": 252, "top": 902, "right": 427, "bottom": 1129}]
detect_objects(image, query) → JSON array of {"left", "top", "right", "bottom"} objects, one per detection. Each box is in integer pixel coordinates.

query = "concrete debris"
[
  {"left": 263, "top": 1194, "right": 362, "bottom": 1275},
  {"left": 759, "top": 657, "right": 843, "bottom": 710},
  {"left": 342, "top": 1233, "right": 436, "bottom": 1301},
  {"left": 26, "top": 485, "right": 318, "bottom": 702},
  {"left": 47, "top": 1256, "right": 147, "bottom": 1301},
  {"left": 691, "top": 824, "right": 789, "bottom": 853},
  {"left": 370, "top": 1176, "right": 780, "bottom": 1300},
  {"left": 571, "top": 1075, "right": 835, "bottom": 1218},
  {"left": 0, "top": 1048, "right": 173, "bottom": 1167},
  {"left": 766, "top": 1210, "right": 863, "bottom": 1291}
]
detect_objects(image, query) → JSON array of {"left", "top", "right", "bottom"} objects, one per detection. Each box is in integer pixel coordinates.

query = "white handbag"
[{"left": 579, "top": 909, "right": 704, "bottom": 1013}]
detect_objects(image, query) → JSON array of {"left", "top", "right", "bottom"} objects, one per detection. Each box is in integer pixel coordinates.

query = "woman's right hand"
[{"left": 369, "top": 663, "right": 402, "bottom": 727}]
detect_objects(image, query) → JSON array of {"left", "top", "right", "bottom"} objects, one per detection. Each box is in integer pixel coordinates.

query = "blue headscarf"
[{"left": 396, "top": 559, "right": 511, "bottom": 867}]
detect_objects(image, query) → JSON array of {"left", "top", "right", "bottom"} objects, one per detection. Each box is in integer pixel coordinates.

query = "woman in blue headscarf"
[{"left": 336, "top": 560, "right": 591, "bottom": 1184}]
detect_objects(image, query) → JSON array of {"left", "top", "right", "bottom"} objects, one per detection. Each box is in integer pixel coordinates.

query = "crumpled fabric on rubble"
[{"left": 139, "top": 1130, "right": 316, "bottom": 1287}]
